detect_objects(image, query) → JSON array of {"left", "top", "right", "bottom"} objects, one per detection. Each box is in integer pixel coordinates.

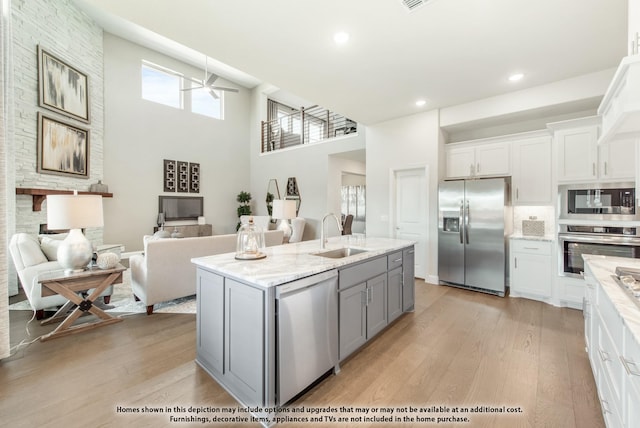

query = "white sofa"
[
  {"left": 129, "top": 230, "right": 284, "bottom": 314},
  {"left": 9, "top": 233, "right": 114, "bottom": 319}
]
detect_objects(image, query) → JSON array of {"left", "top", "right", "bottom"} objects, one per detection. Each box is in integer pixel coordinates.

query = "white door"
[{"left": 394, "top": 168, "right": 427, "bottom": 279}]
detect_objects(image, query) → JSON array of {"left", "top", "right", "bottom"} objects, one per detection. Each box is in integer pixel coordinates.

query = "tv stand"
[{"left": 154, "top": 224, "right": 212, "bottom": 238}]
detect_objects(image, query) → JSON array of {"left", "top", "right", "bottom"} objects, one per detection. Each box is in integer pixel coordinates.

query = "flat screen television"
[{"left": 159, "top": 196, "right": 203, "bottom": 221}]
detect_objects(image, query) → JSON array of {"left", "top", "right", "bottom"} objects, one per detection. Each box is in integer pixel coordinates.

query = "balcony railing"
[{"left": 261, "top": 105, "right": 357, "bottom": 153}]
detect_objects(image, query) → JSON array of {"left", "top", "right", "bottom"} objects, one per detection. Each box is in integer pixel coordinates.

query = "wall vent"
[{"left": 400, "top": 0, "right": 429, "bottom": 12}]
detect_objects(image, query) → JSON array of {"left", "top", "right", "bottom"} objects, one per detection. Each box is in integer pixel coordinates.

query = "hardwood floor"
[{"left": 1, "top": 281, "right": 604, "bottom": 428}]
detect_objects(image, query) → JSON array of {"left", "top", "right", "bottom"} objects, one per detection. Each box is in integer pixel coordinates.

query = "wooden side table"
[{"left": 39, "top": 264, "right": 126, "bottom": 342}]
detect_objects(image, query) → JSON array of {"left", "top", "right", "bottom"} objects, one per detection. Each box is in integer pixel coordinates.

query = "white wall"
[
  {"left": 248, "top": 86, "right": 366, "bottom": 241},
  {"left": 102, "top": 34, "right": 252, "bottom": 251},
  {"left": 366, "top": 110, "right": 442, "bottom": 283}
]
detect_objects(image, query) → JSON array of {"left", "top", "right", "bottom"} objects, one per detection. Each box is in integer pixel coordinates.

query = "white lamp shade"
[
  {"left": 46, "top": 194, "right": 104, "bottom": 230},
  {"left": 272, "top": 199, "right": 296, "bottom": 220}
]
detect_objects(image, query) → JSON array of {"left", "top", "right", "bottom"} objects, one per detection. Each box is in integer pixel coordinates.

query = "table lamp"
[
  {"left": 272, "top": 199, "right": 297, "bottom": 242},
  {"left": 46, "top": 192, "right": 104, "bottom": 273}
]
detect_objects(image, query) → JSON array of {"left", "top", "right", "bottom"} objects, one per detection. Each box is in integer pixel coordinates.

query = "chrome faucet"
[{"left": 321, "top": 213, "right": 343, "bottom": 249}]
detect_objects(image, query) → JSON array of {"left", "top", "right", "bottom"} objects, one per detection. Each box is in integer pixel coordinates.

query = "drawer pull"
[
  {"left": 523, "top": 247, "right": 539, "bottom": 250},
  {"left": 393, "top": 258, "right": 402, "bottom": 263},
  {"left": 621, "top": 356, "right": 640, "bottom": 377}
]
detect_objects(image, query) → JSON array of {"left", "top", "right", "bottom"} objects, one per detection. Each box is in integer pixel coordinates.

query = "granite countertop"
[
  {"left": 583, "top": 254, "right": 640, "bottom": 345},
  {"left": 510, "top": 234, "right": 555, "bottom": 242},
  {"left": 192, "top": 236, "right": 415, "bottom": 289}
]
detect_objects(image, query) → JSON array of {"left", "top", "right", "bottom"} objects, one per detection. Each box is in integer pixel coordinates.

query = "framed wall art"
[
  {"left": 38, "top": 45, "right": 90, "bottom": 123},
  {"left": 37, "top": 113, "right": 89, "bottom": 178}
]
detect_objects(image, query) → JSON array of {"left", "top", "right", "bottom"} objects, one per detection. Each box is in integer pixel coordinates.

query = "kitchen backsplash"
[{"left": 513, "top": 206, "right": 556, "bottom": 236}]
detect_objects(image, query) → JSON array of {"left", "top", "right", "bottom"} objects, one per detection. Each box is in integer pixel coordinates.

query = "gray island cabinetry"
[{"left": 191, "top": 237, "right": 415, "bottom": 421}]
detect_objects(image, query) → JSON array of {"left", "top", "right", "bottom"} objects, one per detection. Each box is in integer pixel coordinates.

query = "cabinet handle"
[
  {"left": 514, "top": 257, "right": 517, "bottom": 269},
  {"left": 516, "top": 188, "right": 519, "bottom": 200},
  {"left": 367, "top": 287, "right": 372, "bottom": 304},
  {"left": 361, "top": 290, "right": 367, "bottom": 306},
  {"left": 476, "top": 162, "right": 480, "bottom": 174},
  {"left": 523, "top": 247, "right": 539, "bottom": 250},
  {"left": 592, "top": 163, "right": 596, "bottom": 176},
  {"left": 393, "top": 258, "right": 402, "bottom": 263},
  {"left": 469, "top": 164, "right": 474, "bottom": 176},
  {"left": 598, "top": 348, "right": 610, "bottom": 362},
  {"left": 604, "top": 161, "right": 608, "bottom": 176},
  {"left": 621, "top": 356, "right": 640, "bottom": 376},
  {"left": 408, "top": 250, "right": 414, "bottom": 254}
]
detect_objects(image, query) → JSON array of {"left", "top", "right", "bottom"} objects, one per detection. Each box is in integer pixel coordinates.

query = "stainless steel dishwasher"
[{"left": 275, "top": 269, "right": 339, "bottom": 405}]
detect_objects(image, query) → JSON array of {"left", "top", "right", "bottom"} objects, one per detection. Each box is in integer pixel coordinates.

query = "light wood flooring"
[{"left": 1, "top": 281, "right": 604, "bottom": 428}]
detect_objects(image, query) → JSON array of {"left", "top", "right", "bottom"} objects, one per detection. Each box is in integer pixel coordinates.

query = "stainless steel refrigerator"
[{"left": 438, "top": 178, "right": 512, "bottom": 296}]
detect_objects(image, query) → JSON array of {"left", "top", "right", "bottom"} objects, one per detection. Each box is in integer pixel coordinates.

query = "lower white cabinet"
[
  {"left": 509, "top": 238, "right": 552, "bottom": 301},
  {"left": 584, "top": 262, "right": 640, "bottom": 428}
]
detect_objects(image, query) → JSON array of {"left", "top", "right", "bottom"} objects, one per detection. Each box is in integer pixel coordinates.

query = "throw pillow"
[
  {"left": 15, "top": 233, "right": 48, "bottom": 267},
  {"left": 40, "top": 236, "right": 63, "bottom": 261}
]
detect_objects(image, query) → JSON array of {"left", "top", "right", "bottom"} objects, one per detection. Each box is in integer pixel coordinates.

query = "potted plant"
[{"left": 236, "top": 191, "right": 252, "bottom": 231}]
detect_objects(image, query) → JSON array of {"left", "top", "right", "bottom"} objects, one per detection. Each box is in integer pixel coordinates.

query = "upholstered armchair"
[{"left": 9, "top": 233, "right": 113, "bottom": 319}]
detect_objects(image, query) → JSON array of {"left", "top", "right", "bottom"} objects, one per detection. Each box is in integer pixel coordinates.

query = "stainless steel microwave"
[{"left": 559, "top": 182, "right": 639, "bottom": 221}]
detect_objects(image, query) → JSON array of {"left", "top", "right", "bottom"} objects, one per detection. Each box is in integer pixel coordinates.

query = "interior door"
[{"left": 394, "top": 168, "right": 427, "bottom": 279}]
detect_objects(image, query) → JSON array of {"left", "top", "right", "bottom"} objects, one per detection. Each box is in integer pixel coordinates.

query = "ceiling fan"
[{"left": 182, "top": 57, "right": 239, "bottom": 99}]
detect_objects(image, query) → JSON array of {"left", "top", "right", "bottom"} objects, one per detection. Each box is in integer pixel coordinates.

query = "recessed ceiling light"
[
  {"left": 415, "top": 99, "right": 427, "bottom": 107},
  {"left": 333, "top": 31, "right": 350, "bottom": 45},
  {"left": 508, "top": 73, "right": 524, "bottom": 82}
]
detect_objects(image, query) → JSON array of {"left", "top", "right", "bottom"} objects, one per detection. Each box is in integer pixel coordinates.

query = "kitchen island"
[
  {"left": 191, "top": 236, "right": 415, "bottom": 425},
  {"left": 582, "top": 255, "right": 640, "bottom": 428}
]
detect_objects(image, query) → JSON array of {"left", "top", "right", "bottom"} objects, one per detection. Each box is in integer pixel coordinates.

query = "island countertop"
[
  {"left": 583, "top": 254, "right": 640, "bottom": 345},
  {"left": 191, "top": 236, "right": 415, "bottom": 288}
]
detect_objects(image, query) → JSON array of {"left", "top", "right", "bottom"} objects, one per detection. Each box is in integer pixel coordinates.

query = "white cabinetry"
[
  {"left": 512, "top": 136, "right": 552, "bottom": 205},
  {"left": 583, "top": 261, "right": 640, "bottom": 428},
  {"left": 552, "top": 117, "right": 635, "bottom": 183},
  {"left": 598, "top": 55, "right": 640, "bottom": 144},
  {"left": 509, "top": 239, "right": 552, "bottom": 302},
  {"left": 445, "top": 142, "right": 510, "bottom": 179}
]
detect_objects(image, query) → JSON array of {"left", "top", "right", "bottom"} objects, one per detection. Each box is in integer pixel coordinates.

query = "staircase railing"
[{"left": 261, "top": 105, "right": 357, "bottom": 153}]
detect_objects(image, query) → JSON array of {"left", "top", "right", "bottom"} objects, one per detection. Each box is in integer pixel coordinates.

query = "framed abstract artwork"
[
  {"left": 38, "top": 45, "right": 90, "bottom": 123},
  {"left": 37, "top": 113, "right": 89, "bottom": 178}
]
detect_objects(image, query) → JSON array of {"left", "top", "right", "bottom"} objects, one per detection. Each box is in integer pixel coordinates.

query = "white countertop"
[
  {"left": 192, "top": 236, "right": 415, "bottom": 289},
  {"left": 510, "top": 234, "right": 555, "bottom": 242},
  {"left": 583, "top": 254, "right": 640, "bottom": 345}
]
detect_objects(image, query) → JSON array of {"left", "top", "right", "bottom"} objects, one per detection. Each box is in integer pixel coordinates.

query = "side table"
[{"left": 39, "top": 264, "right": 126, "bottom": 342}]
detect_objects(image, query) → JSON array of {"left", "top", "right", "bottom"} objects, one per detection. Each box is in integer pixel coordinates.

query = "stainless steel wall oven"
[
  {"left": 559, "top": 224, "right": 640, "bottom": 278},
  {"left": 559, "top": 182, "right": 638, "bottom": 221}
]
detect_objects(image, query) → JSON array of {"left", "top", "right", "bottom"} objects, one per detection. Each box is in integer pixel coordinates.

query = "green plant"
[
  {"left": 236, "top": 191, "right": 252, "bottom": 230},
  {"left": 266, "top": 192, "right": 274, "bottom": 217}
]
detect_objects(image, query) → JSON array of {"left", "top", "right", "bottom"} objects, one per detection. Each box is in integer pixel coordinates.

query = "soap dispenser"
[{"left": 235, "top": 217, "right": 266, "bottom": 260}]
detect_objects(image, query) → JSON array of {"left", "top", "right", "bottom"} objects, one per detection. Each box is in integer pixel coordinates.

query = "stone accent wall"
[
  {"left": 11, "top": 0, "right": 104, "bottom": 242},
  {"left": 8, "top": 0, "right": 103, "bottom": 294}
]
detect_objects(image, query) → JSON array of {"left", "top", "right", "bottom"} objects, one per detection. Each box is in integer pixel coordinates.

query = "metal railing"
[{"left": 261, "top": 105, "right": 357, "bottom": 153}]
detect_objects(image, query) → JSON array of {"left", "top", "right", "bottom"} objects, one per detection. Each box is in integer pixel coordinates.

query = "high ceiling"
[{"left": 73, "top": 0, "right": 628, "bottom": 125}]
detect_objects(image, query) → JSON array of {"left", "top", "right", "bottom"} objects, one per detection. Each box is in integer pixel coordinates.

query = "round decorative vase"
[{"left": 96, "top": 252, "right": 119, "bottom": 269}]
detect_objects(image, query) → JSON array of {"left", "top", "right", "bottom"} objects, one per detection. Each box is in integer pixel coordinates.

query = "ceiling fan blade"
[
  {"left": 181, "top": 86, "right": 204, "bottom": 91},
  {"left": 204, "top": 73, "right": 219, "bottom": 87},
  {"left": 211, "top": 86, "right": 239, "bottom": 93},
  {"left": 207, "top": 87, "right": 219, "bottom": 100}
]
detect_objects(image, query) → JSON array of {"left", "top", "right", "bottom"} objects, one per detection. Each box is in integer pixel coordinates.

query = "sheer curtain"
[{"left": 0, "top": 0, "right": 14, "bottom": 360}]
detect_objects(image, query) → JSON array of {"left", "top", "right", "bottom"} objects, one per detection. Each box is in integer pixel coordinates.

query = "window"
[
  {"left": 141, "top": 62, "right": 182, "bottom": 109},
  {"left": 191, "top": 83, "right": 223, "bottom": 119}
]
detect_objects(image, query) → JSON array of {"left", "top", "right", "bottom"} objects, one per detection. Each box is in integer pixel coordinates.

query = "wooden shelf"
[{"left": 16, "top": 188, "right": 114, "bottom": 212}]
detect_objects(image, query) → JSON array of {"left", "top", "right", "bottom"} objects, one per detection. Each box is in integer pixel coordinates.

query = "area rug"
[{"left": 8, "top": 269, "right": 196, "bottom": 315}]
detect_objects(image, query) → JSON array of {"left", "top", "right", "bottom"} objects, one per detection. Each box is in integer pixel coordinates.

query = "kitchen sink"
[{"left": 312, "top": 247, "right": 368, "bottom": 259}]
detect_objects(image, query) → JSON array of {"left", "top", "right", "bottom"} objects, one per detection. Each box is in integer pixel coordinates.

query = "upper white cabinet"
[
  {"left": 445, "top": 141, "right": 510, "bottom": 179},
  {"left": 512, "top": 135, "right": 552, "bottom": 205},
  {"left": 552, "top": 117, "right": 635, "bottom": 183},
  {"left": 598, "top": 55, "right": 640, "bottom": 144}
]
